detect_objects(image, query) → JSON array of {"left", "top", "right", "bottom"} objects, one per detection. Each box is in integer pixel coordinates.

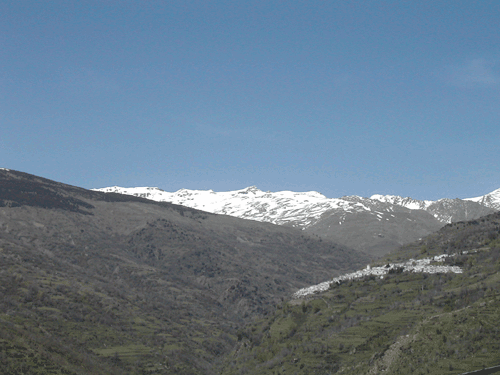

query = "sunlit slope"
[{"left": 221, "top": 212, "right": 500, "bottom": 375}]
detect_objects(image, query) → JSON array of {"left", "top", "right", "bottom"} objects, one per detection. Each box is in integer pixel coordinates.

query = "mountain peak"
[
  {"left": 370, "top": 193, "right": 432, "bottom": 210},
  {"left": 238, "top": 186, "right": 262, "bottom": 194},
  {"left": 465, "top": 188, "right": 500, "bottom": 210}
]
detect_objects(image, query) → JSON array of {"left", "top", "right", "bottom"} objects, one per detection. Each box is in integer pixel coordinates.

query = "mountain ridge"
[
  {"left": 93, "top": 185, "right": 500, "bottom": 224},
  {"left": 0, "top": 168, "right": 369, "bottom": 374},
  {"left": 93, "top": 185, "right": 498, "bottom": 257},
  {"left": 464, "top": 187, "right": 500, "bottom": 210}
]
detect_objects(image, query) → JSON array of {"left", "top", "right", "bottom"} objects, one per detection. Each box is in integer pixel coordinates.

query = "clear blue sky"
[{"left": 1, "top": 1, "right": 499, "bottom": 200}]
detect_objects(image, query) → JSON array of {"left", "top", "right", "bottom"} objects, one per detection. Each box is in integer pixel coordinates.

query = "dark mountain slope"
[
  {"left": 304, "top": 195, "right": 496, "bottom": 258},
  {"left": 222, "top": 212, "right": 500, "bottom": 374},
  {"left": 0, "top": 169, "right": 369, "bottom": 374},
  {"left": 305, "top": 199, "right": 443, "bottom": 257}
]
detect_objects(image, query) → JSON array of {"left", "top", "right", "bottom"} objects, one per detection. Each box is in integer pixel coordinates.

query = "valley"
[
  {"left": 0, "top": 169, "right": 367, "bottom": 374},
  {"left": 1, "top": 168, "right": 499, "bottom": 374}
]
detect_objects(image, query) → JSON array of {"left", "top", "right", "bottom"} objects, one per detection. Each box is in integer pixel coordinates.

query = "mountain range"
[
  {"left": 93, "top": 185, "right": 500, "bottom": 257},
  {"left": 0, "top": 168, "right": 367, "bottom": 374},
  {"left": 1, "top": 168, "right": 499, "bottom": 374}
]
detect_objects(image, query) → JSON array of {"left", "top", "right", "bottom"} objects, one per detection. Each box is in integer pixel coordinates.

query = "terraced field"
[{"left": 221, "top": 227, "right": 500, "bottom": 374}]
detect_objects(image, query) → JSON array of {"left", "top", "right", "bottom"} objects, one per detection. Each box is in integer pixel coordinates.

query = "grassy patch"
[
  {"left": 91, "top": 344, "right": 151, "bottom": 358},
  {"left": 221, "top": 246, "right": 500, "bottom": 374}
]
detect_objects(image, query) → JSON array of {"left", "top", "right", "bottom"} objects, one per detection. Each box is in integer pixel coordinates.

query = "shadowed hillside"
[{"left": 0, "top": 169, "right": 369, "bottom": 374}]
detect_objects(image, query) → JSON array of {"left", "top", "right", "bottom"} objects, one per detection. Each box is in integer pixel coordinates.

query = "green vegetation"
[
  {"left": 0, "top": 245, "right": 232, "bottom": 374},
  {"left": 0, "top": 169, "right": 370, "bottom": 374},
  {"left": 221, "top": 216, "right": 500, "bottom": 374},
  {"left": 1, "top": 169, "right": 500, "bottom": 374}
]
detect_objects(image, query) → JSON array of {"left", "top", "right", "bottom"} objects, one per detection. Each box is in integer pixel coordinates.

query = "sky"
[{"left": 1, "top": 1, "right": 499, "bottom": 201}]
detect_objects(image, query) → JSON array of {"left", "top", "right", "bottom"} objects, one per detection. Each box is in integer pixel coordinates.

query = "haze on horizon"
[{"left": 1, "top": 1, "right": 499, "bottom": 201}]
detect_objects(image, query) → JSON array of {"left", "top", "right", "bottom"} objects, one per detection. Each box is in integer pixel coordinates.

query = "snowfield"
[
  {"left": 92, "top": 186, "right": 500, "bottom": 227},
  {"left": 93, "top": 186, "right": 370, "bottom": 228},
  {"left": 465, "top": 188, "right": 500, "bottom": 210}
]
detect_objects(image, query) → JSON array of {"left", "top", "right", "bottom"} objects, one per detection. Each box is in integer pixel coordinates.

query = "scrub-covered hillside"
[{"left": 221, "top": 213, "right": 500, "bottom": 375}]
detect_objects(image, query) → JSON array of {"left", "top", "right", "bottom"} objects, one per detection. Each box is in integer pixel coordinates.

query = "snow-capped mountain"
[
  {"left": 93, "top": 185, "right": 499, "bottom": 257},
  {"left": 95, "top": 186, "right": 499, "bottom": 226},
  {"left": 465, "top": 188, "right": 500, "bottom": 210},
  {"left": 369, "top": 194, "right": 432, "bottom": 210},
  {"left": 370, "top": 194, "right": 496, "bottom": 224},
  {"left": 94, "top": 186, "right": 365, "bottom": 228}
]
